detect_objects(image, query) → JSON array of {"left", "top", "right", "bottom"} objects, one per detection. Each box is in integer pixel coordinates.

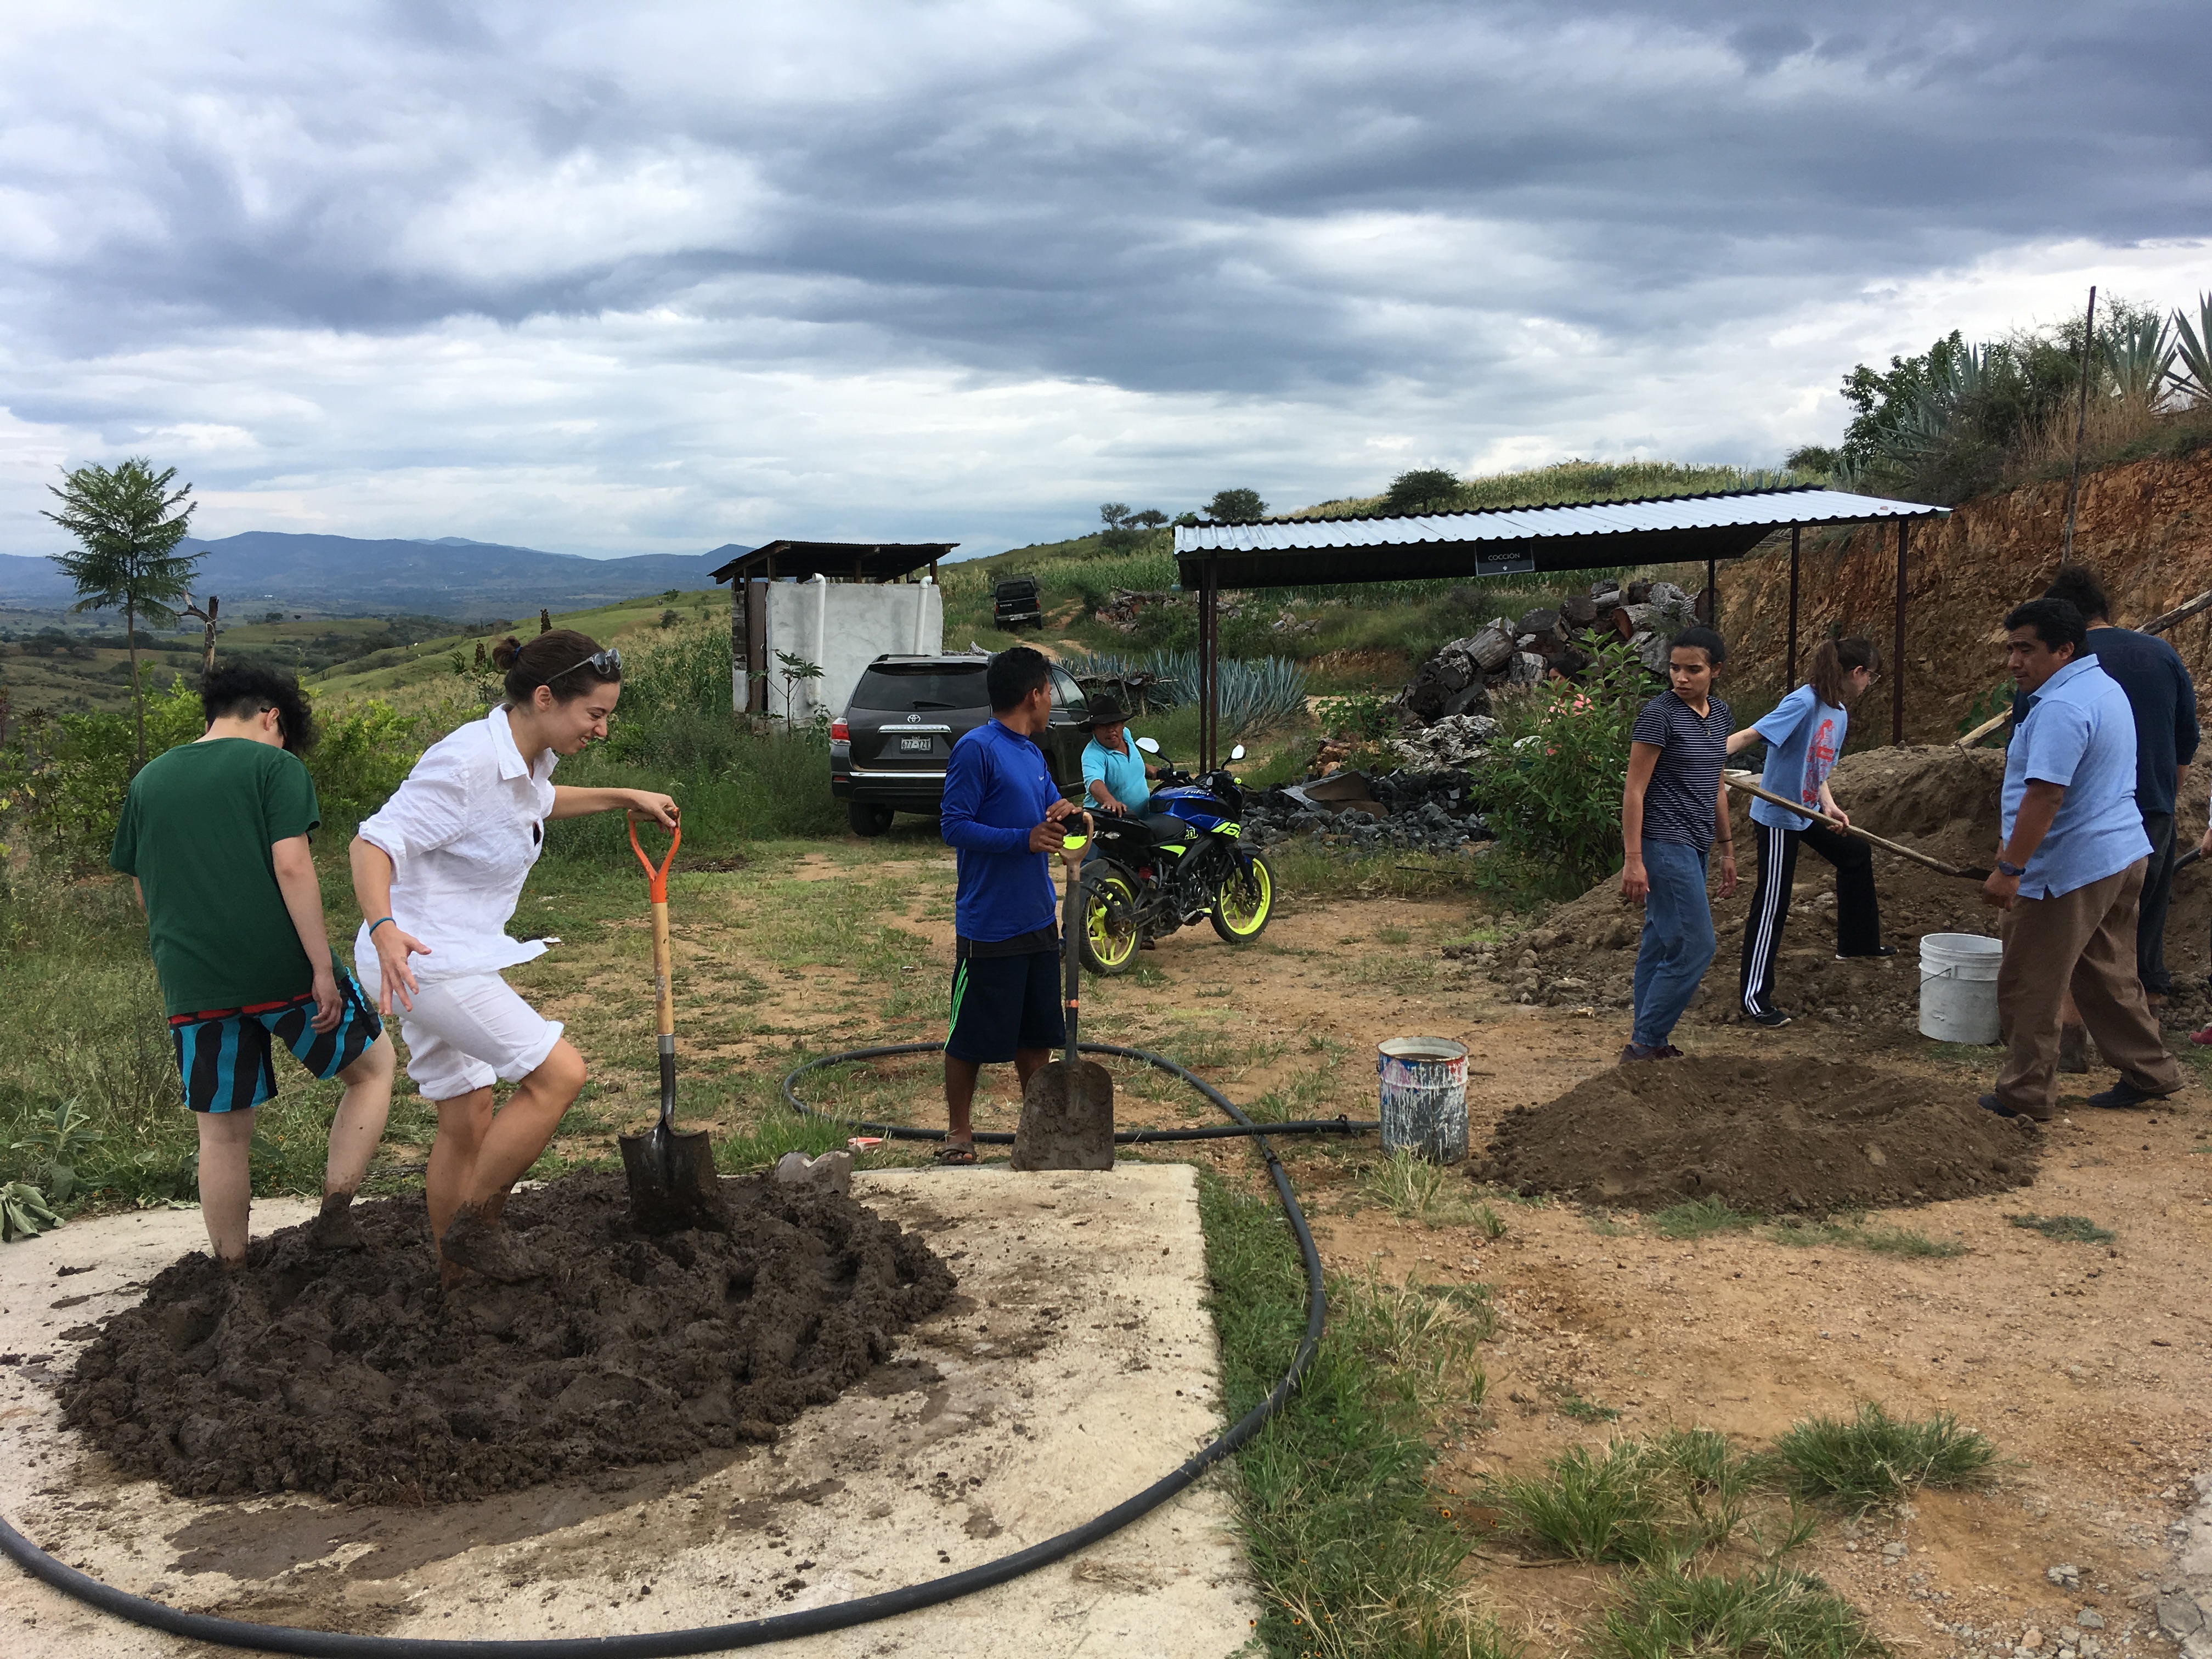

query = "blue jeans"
[{"left": 1632, "top": 840, "right": 1716, "bottom": 1049}]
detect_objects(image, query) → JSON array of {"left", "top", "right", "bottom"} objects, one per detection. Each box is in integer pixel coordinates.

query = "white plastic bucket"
[
  {"left": 1377, "top": 1037, "right": 1469, "bottom": 1163},
  {"left": 1918, "top": 933, "right": 2003, "bottom": 1044}
]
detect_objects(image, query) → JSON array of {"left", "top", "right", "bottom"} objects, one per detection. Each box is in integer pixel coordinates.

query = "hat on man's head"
[{"left": 1076, "top": 691, "right": 1128, "bottom": 730}]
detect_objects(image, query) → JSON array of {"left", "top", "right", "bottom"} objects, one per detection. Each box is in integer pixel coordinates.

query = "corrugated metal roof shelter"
[
  {"left": 709, "top": 540, "right": 955, "bottom": 585},
  {"left": 1171, "top": 486, "right": 1949, "bottom": 765}
]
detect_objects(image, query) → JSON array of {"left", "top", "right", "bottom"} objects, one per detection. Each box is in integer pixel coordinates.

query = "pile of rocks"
[
  {"left": 1390, "top": 713, "right": 1498, "bottom": 770},
  {"left": 1398, "top": 577, "right": 1701, "bottom": 726},
  {"left": 1242, "top": 769, "right": 1489, "bottom": 855}
]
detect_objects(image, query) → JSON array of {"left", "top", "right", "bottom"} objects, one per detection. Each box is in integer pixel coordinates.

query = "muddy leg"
[
  {"left": 196, "top": 1106, "right": 256, "bottom": 1268},
  {"left": 427, "top": 1087, "right": 495, "bottom": 1278}
]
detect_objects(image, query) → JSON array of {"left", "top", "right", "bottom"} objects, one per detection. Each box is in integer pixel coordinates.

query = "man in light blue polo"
[
  {"left": 1079, "top": 692, "right": 1158, "bottom": 819},
  {"left": 1980, "top": 597, "right": 2182, "bottom": 1121}
]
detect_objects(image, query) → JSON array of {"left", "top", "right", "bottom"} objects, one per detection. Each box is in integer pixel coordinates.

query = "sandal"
[{"left": 934, "top": 1139, "right": 978, "bottom": 1166}]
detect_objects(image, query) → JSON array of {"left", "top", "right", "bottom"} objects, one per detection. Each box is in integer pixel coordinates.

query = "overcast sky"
[{"left": 2, "top": 1, "right": 2207, "bottom": 562}]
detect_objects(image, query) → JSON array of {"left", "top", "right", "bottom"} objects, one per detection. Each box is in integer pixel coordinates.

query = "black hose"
[
  {"left": 781, "top": 1039, "right": 1379, "bottom": 1143},
  {"left": 0, "top": 1039, "right": 1356, "bottom": 1656}
]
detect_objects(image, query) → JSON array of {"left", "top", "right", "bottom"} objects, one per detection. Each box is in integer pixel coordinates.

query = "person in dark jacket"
[{"left": 936, "top": 646, "right": 1088, "bottom": 1163}]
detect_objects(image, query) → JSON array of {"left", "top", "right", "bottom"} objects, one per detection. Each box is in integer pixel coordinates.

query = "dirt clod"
[
  {"left": 1474, "top": 1056, "right": 2042, "bottom": 1211},
  {"left": 61, "top": 1171, "right": 955, "bottom": 1504}
]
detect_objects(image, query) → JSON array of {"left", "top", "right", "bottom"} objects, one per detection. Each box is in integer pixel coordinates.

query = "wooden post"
[
  {"left": 1200, "top": 560, "right": 1219, "bottom": 771},
  {"left": 1892, "top": 520, "right": 1908, "bottom": 746},
  {"left": 1704, "top": 554, "right": 1716, "bottom": 625},
  {"left": 1785, "top": 528, "right": 1801, "bottom": 689}
]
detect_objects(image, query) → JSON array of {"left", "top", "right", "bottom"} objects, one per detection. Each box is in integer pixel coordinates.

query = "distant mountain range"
[{"left": 0, "top": 533, "right": 751, "bottom": 619}]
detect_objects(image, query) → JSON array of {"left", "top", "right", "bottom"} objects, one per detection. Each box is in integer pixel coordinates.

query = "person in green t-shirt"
[{"left": 110, "top": 665, "right": 396, "bottom": 1267}]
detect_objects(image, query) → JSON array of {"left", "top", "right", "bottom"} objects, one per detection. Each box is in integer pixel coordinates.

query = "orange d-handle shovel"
[{"left": 617, "top": 812, "right": 726, "bottom": 1233}]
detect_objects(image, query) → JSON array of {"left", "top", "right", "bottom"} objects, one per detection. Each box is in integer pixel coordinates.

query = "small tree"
[
  {"left": 1383, "top": 468, "right": 1461, "bottom": 514},
  {"left": 43, "top": 458, "right": 199, "bottom": 765},
  {"left": 774, "top": 650, "right": 825, "bottom": 726},
  {"left": 1207, "top": 488, "right": 1266, "bottom": 522},
  {"left": 1099, "top": 503, "right": 1133, "bottom": 531}
]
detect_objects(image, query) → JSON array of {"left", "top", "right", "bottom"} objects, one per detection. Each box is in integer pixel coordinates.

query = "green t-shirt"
[{"left": 110, "top": 738, "right": 324, "bottom": 1017}]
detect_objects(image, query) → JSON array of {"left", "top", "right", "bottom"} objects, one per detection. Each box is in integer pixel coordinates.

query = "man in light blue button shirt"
[{"left": 1980, "top": 598, "right": 2181, "bottom": 1121}]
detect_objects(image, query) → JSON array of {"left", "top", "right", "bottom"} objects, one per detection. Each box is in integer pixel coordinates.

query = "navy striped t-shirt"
[{"left": 1630, "top": 690, "right": 1732, "bottom": 850}]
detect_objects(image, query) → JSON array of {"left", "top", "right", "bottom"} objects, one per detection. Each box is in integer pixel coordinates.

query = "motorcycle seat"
[{"left": 1141, "top": 812, "right": 1195, "bottom": 842}]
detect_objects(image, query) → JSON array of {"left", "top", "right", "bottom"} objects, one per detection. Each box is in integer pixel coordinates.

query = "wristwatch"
[{"left": 1995, "top": 858, "right": 2026, "bottom": 878}]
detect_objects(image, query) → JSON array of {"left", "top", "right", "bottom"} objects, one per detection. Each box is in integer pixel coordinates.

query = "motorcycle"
[{"left": 1077, "top": 738, "right": 1278, "bottom": 974}]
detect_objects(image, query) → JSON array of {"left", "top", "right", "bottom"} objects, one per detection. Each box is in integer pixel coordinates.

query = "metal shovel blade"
[
  {"left": 619, "top": 1120, "right": 726, "bottom": 1235},
  {"left": 1014, "top": 1059, "right": 1116, "bottom": 1171}
]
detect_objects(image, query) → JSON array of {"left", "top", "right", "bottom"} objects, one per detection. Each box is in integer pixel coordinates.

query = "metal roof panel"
[{"left": 1173, "top": 487, "right": 1944, "bottom": 556}]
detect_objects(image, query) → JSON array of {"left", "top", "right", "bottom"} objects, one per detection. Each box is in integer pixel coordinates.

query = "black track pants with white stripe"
[{"left": 1737, "top": 817, "right": 1883, "bottom": 1015}]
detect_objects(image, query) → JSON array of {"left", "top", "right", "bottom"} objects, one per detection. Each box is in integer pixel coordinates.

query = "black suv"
[
  {"left": 992, "top": 577, "right": 1043, "bottom": 630},
  {"left": 831, "top": 653, "right": 1093, "bottom": 836}
]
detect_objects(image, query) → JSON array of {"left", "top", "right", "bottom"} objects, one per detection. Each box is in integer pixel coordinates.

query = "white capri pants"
[{"left": 386, "top": 974, "right": 564, "bottom": 1102}]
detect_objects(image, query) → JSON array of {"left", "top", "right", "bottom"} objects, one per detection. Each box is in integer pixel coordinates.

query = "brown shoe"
[
  {"left": 2057, "top": 1023, "right": 2092, "bottom": 1074},
  {"left": 439, "top": 1207, "right": 546, "bottom": 1283}
]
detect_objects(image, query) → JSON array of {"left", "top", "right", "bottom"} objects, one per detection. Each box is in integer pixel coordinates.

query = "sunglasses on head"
[{"left": 551, "top": 647, "right": 622, "bottom": 680}]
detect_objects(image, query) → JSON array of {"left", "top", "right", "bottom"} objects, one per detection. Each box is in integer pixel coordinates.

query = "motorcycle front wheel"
[
  {"left": 1210, "top": 850, "right": 1276, "bottom": 944},
  {"left": 1080, "top": 866, "right": 1145, "bottom": 975}
]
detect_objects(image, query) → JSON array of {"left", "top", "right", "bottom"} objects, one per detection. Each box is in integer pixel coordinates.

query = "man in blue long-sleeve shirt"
[{"left": 936, "top": 646, "right": 1087, "bottom": 1162}]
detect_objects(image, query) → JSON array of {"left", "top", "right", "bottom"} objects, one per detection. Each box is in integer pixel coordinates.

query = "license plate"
[{"left": 899, "top": 736, "right": 933, "bottom": 753}]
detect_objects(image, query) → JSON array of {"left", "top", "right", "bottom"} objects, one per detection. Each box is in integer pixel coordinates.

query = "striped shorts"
[{"left": 168, "top": 972, "right": 383, "bottom": 1114}]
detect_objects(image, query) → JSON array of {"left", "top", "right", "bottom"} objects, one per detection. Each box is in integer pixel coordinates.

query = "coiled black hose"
[{"left": 0, "top": 1039, "right": 1375, "bottom": 1657}]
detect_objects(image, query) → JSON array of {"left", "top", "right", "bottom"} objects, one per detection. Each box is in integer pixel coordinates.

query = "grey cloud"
[{"left": 0, "top": 0, "right": 2207, "bottom": 558}]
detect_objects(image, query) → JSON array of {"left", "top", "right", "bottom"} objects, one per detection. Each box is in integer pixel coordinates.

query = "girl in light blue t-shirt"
[{"left": 1722, "top": 637, "right": 1887, "bottom": 1026}]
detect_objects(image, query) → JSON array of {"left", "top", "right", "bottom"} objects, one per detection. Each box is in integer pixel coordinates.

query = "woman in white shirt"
[{"left": 349, "top": 630, "right": 676, "bottom": 1284}]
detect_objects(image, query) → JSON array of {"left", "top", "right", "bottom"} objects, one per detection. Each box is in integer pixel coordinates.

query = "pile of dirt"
[
  {"left": 1473, "top": 1056, "right": 2042, "bottom": 1212},
  {"left": 61, "top": 1171, "right": 956, "bottom": 1504},
  {"left": 1455, "top": 744, "right": 2212, "bottom": 1041}
]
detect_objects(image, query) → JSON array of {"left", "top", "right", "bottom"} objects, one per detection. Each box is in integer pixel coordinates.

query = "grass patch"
[
  {"left": 1556, "top": 1391, "right": 1623, "bottom": 1424},
  {"left": 1354, "top": 1150, "right": 1495, "bottom": 1229},
  {"left": 1200, "top": 1172, "right": 1513, "bottom": 1658},
  {"left": 1769, "top": 1217, "right": 1966, "bottom": 1259},
  {"left": 1770, "top": 1404, "right": 1997, "bottom": 1510},
  {"left": 1650, "top": 1198, "right": 1758, "bottom": 1240},
  {"left": 2007, "top": 1212, "right": 2115, "bottom": 1244},
  {"left": 1482, "top": 1429, "right": 1762, "bottom": 1566},
  {"left": 1592, "top": 1565, "right": 1884, "bottom": 1659}
]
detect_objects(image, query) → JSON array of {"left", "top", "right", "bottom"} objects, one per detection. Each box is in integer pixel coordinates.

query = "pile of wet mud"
[
  {"left": 1472, "top": 1056, "right": 2041, "bottom": 1212},
  {"left": 61, "top": 1171, "right": 956, "bottom": 1504}
]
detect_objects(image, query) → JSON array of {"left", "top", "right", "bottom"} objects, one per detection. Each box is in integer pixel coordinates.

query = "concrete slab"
[{"left": 1, "top": 1165, "right": 1258, "bottom": 1657}]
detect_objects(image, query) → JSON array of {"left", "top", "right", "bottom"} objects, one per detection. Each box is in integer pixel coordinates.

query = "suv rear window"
[{"left": 849, "top": 664, "right": 989, "bottom": 712}]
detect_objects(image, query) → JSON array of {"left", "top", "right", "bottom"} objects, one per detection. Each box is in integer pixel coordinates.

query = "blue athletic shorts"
[
  {"left": 945, "top": 949, "right": 1065, "bottom": 1065},
  {"left": 168, "top": 970, "right": 383, "bottom": 1114}
]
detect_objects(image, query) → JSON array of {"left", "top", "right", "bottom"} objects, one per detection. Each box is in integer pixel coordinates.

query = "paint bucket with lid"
[
  {"left": 1376, "top": 1037, "right": 1469, "bottom": 1163},
  {"left": 1918, "top": 933, "right": 2002, "bottom": 1044}
]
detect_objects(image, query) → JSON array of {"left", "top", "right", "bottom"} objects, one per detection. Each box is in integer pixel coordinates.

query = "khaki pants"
[{"left": 1996, "top": 858, "right": 2182, "bottom": 1118}]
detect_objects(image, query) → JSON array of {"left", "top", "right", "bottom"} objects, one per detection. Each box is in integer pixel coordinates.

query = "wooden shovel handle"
[
  {"left": 629, "top": 815, "right": 680, "bottom": 1046},
  {"left": 1723, "top": 772, "right": 1977, "bottom": 879}
]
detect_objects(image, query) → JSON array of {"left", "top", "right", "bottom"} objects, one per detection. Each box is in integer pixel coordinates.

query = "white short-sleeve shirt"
[{"left": 354, "top": 706, "right": 558, "bottom": 991}]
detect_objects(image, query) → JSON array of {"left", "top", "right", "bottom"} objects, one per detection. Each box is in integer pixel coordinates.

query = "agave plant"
[
  {"left": 1060, "top": 647, "right": 1307, "bottom": 734},
  {"left": 2171, "top": 293, "right": 2212, "bottom": 408},
  {"left": 2103, "top": 313, "right": 2177, "bottom": 407}
]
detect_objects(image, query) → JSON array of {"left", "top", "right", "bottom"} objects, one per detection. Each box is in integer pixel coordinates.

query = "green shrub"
[
  {"left": 1471, "top": 637, "right": 1648, "bottom": 898},
  {"left": 1770, "top": 1404, "right": 1996, "bottom": 1509}
]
